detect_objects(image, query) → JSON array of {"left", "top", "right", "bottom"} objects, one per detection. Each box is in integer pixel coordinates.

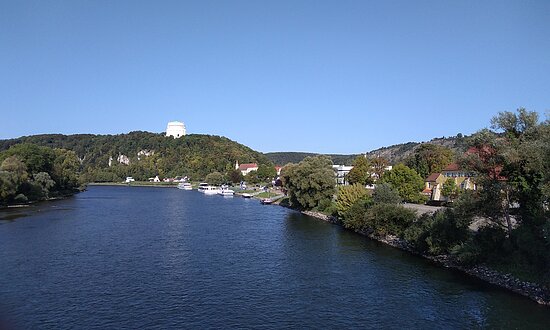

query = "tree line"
[
  {"left": 280, "top": 108, "right": 549, "bottom": 286},
  {"left": 0, "top": 132, "right": 271, "bottom": 183},
  {"left": 0, "top": 144, "right": 81, "bottom": 205}
]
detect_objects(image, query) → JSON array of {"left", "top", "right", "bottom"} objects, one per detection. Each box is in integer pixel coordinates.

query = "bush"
[
  {"left": 335, "top": 184, "right": 369, "bottom": 216},
  {"left": 403, "top": 214, "right": 431, "bottom": 253},
  {"left": 452, "top": 225, "right": 510, "bottom": 266},
  {"left": 372, "top": 183, "right": 401, "bottom": 204},
  {"left": 14, "top": 193, "right": 28, "bottom": 203},
  {"left": 404, "top": 209, "right": 471, "bottom": 255},
  {"left": 424, "top": 209, "right": 470, "bottom": 255},
  {"left": 364, "top": 204, "right": 417, "bottom": 237},
  {"left": 316, "top": 198, "right": 337, "bottom": 216},
  {"left": 341, "top": 198, "right": 372, "bottom": 231}
]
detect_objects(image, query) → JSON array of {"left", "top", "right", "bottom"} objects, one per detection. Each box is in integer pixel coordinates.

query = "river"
[{"left": 0, "top": 186, "right": 548, "bottom": 329}]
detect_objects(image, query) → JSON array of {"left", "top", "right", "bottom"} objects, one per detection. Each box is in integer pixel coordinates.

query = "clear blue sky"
[{"left": 1, "top": 1, "right": 549, "bottom": 154}]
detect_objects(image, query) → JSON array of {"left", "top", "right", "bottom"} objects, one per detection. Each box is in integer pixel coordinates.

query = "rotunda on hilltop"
[{"left": 166, "top": 121, "right": 186, "bottom": 138}]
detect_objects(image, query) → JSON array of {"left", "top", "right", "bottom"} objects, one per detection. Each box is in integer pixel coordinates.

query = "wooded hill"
[
  {"left": 266, "top": 134, "right": 470, "bottom": 166},
  {"left": 0, "top": 132, "right": 270, "bottom": 182}
]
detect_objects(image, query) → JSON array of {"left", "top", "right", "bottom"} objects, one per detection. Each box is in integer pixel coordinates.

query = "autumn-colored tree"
[
  {"left": 335, "top": 183, "right": 369, "bottom": 216},
  {"left": 405, "top": 144, "right": 454, "bottom": 178},
  {"left": 371, "top": 156, "right": 388, "bottom": 181}
]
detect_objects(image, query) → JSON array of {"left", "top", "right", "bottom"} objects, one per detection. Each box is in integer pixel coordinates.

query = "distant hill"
[
  {"left": 266, "top": 134, "right": 469, "bottom": 165},
  {"left": 0, "top": 132, "right": 270, "bottom": 182},
  {"left": 265, "top": 152, "right": 358, "bottom": 166}
]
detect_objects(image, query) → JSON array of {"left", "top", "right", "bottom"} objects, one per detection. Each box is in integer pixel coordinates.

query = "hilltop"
[
  {"left": 266, "top": 134, "right": 469, "bottom": 165},
  {"left": 0, "top": 132, "right": 270, "bottom": 182}
]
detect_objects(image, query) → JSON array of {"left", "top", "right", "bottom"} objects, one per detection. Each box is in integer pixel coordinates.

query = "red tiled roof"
[
  {"left": 421, "top": 187, "right": 432, "bottom": 195},
  {"left": 426, "top": 173, "right": 441, "bottom": 181},
  {"left": 239, "top": 163, "right": 258, "bottom": 170}
]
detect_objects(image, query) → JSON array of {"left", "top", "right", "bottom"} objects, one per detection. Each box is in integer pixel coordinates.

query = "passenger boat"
[
  {"left": 197, "top": 183, "right": 209, "bottom": 193},
  {"left": 177, "top": 182, "right": 193, "bottom": 190},
  {"left": 202, "top": 186, "right": 221, "bottom": 195}
]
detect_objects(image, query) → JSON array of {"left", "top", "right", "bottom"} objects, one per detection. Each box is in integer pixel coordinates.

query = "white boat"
[
  {"left": 197, "top": 183, "right": 209, "bottom": 193},
  {"left": 218, "top": 188, "right": 234, "bottom": 196},
  {"left": 202, "top": 186, "right": 221, "bottom": 195},
  {"left": 177, "top": 182, "right": 193, "bottom": 190},
  {"left": 241, "top": 193, "right": 253, "bottom": 198}
]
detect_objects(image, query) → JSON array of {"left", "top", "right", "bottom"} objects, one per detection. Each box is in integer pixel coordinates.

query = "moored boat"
[
  {"left": 177, "top": 182, "right": 193, "bottom": 190},
  {"left": 197, "top": 183, "right": 209, "bottom": 193},
  {"left": 218, "top": 188, "right": 234, "bottom": 196},
  {"left": 260, "top": 198, "right": 273, "bottom": 205},
  {"left": 202, "top": 186, "right": 221, "bottom": 195}
]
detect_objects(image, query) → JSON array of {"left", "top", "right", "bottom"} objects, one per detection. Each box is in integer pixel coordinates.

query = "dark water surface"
[{"left": 0, "top": 186, "right": 549, "bottom": 329}]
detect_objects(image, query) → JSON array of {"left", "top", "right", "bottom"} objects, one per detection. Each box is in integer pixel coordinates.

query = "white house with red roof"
[{"left": 235, "top": 161, "right": 259, "bottom": 176}]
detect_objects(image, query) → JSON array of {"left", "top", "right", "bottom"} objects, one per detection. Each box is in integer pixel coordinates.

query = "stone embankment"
[{"left": 300, "top": 210, "right": 550, "bottom": 306}]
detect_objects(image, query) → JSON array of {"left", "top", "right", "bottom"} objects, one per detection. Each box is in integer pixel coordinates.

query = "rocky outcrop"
[
  {"left": 137, "top": 149, "right": 154, "bottom": 160},
  {"left": 117, "top": 154, "right": 130, "bottom": 165}
]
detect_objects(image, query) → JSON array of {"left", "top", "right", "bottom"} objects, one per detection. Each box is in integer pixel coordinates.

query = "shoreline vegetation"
[
  {"left": 1, "top": 108, "right": 548, "bottom": 307},
  {"left": 299, "top": 209, "right": 550, "bottom": 306},
  {"left": 275, "top": 109, "right": 549, "bottom": 306}
]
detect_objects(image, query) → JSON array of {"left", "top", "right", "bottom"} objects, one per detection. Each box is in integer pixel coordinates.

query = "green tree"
[
  {"left": 335, "top": 183, "right": 369, "bottom": 217},
  {"left": 371, "top": 156, "right": 388, "bottom": 181},
  {"left": 281, "top": 156, "right": 336, "bottom": 210},
  {"left": 0, "top": 143, "right": 54, "bottom": 174},
  {"left": 405, "top": 144, "right": 454, "bottom": 178},
  {"left": 244, "top": 170, "right": 260, "bottom": 184},
  {"left": 347, "top": 156, "right": 373, "bottom": 185},
  {"left": 205, "top": 171, "right": 224, "bottom": 185},
  {"left": 442, "top": 178, "right": 459, "bottom": 201},
  {"left": 33, "top": 172, "right": 55, "bottom": 198},
  {"left": 0, "top": 156, "right": 28, "bottom": 186},
  {"left": 0, "top": 171, "right": 17, "bottom": 202},
  {"left": 372, "top": 183, "right": 401, "bottom": 204},
  {"left": 381, "top": 164, "right": 424, "bottom": 203},
  {"left": 227, "top": 169, "right": 244, "bottom": 184},
  {"left": 256, "top": 164, "right": 276, "bottom": 182},
  {"left": 52, "top": 149, "right": 80, "bottom": 191}
]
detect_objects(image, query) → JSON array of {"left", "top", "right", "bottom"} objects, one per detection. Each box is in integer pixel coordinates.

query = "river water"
[{"left": 0, "top": 186, "right": 548, "bottom": 329}]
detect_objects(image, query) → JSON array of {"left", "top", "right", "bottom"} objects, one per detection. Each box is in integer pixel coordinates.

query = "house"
[
  {"left": 332, "top": 165, "right": 353, "bottom": 185},
  {"left": 422, "top": 173, "right": 445, "bottom": 200},
  {"left": 275, "top": 166, "right": 282, "bottom": 176},
  {"left": 441, "top": 163, "right": 477, "bottom": 190},
  {"left": 125, "top": 177, "right": 135, "bottom": 183},
  {"left": 425, "top": 163, "right": 477, "bottom": 201},
  {"left": 236, "top": 161, "right": 259, "bottom": 176}
]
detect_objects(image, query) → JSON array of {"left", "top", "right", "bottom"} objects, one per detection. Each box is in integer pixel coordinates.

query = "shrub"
[
  {"left": 14, "top": 193, "right": 28, "bottom": 203},
  {"left": 404, "top": 209, "right": 471, "bottom": 255},
  {"left": 341, "top": 198, "right": 372, "bottom": 231},
  {"left": 403, "top": 214, "right": 431, "bottom": 253},
  {"left": 424, "top": 209, "right": 470, "bottom": 255},
  {"left": 364, "top": 203, "right": 417, "bottom": 237},
  {"left": 335, "top": 184, "right": 369, "bottom": 216},
  {"left": 372, "top": 183, "right": 401, "bottom": 204}
]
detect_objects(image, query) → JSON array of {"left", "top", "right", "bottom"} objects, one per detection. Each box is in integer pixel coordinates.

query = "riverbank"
[
  {"left": 300, "top": 209, "right": 550, "bottom": 306},
  {"left": 0, "top": 191, "right": 80, "bottom": 210}
]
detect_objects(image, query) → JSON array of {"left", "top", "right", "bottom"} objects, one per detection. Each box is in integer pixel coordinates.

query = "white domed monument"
[{"left": 166, "top": 121, "right": 186, "bottom": 138}]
